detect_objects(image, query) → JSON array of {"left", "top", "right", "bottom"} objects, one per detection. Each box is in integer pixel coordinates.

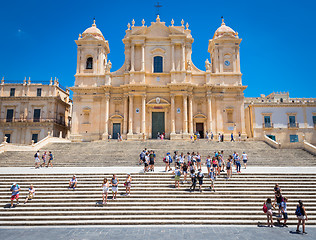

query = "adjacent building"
[
  {"left": 0, "top": 78, "right": 72, "bottom": 144},
  {"left": 245, "top": 92, "right": 316, "bottom": 145}
]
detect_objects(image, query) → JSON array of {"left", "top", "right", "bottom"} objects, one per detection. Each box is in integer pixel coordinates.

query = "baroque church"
[{"left": 70, "top": 16, "right": 246, "bottom": 141}]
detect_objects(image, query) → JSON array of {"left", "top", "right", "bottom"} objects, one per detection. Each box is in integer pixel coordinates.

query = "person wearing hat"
[
  {"left": 69, "top": 175, "right": 77, "bottom": 190},
  {"left": 125, "top": 173, "right": 132, "bottom": 196},
  {"left": 10, "top": 183, "right": 20, "bottom": 208}
]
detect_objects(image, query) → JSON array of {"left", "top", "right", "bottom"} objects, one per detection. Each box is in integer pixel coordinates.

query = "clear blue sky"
[{"left": 0, "top": 0, "right": 315, "bottom": 98}]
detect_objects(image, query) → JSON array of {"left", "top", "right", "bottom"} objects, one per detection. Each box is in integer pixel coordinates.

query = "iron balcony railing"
[
  {"left": 0, "top": 118, "right": 67, "bottom": 126},
  {"left": 262, "top": 123, "right": 274, "bottom": 128},
  {"left": 288, "top": 122, "right": 299, "bottom": 128}
]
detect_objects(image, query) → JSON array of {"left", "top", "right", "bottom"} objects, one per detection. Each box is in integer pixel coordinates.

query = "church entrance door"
[
  {"left": 152, "top": 112, "right": 165, "bottom": 139},
  {"left": 196, "top": 123, "right": 204, "bottom": 138},
  {"left": 112, "top": 123, "right": 121, "bottom": 139}
]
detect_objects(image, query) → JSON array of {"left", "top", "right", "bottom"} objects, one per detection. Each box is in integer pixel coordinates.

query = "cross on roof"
[{"left": 155, "top": 2, "right": 162, "bottom": 16}]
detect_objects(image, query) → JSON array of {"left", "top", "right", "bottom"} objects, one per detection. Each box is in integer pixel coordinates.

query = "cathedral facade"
[{"left": 70, "top": 16, "right": 247, "bottom": 141}]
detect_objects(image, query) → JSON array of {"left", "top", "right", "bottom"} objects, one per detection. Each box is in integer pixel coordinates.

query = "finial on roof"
[
  {"left": 142, "top": 19, "right": 145, "bottom": 26},
  {"left": 181, "top": 19, "right": 184, "bottom": 26},
  {"left": 127, "top": 23, "right": 131, "bottom": 30},
  {"left": 156, "top": 15, "right": 160, "bottom": 22},
  {"left": 171, "top": 19, "right": 174, "bottom": 26},
  {"left": 186, "top": 22, "right": 189, "bottom": 30},
  {"left": 221, "top": 16, "right": 225, "bottom": 26},
  {"left": 132, "top": 19, "right": 135, "bottom": 27},
  {"left": 92, "top": 18, "right": 96, "bottom": 27}
]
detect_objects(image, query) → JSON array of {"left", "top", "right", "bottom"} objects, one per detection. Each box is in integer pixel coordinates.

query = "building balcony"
[
  {"left": 288, "top": 122, "right": 299, "bottom": 129},
  {"left": 262, "top": 123, "right": 274, "bottom": 129},
  {"left": 0, "top": 118, "right": 67, "bottom": 127}
]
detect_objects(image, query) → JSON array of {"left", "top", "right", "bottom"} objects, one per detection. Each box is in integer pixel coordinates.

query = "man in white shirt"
[
  {"left": 69, "top": 175, "right": 77, "bottom": 190},
  {"left": 242, "top": 152, "right": 248, "bottom": 169}
]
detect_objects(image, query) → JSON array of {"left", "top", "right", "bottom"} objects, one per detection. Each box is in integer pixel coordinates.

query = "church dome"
[
  {"left": 82, "top": 20, "right": 105, "bottom": 41},
  {"left": 214, "top": 19, "right": 236, "bottom": 38}
]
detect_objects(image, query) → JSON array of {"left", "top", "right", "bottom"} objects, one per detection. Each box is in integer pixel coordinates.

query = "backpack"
[
  {"left": 176, "top": 170, "right": 181, "bottom": 176},
  {"left": 34, "top": 153, "right": 37, "bottom": 158},
  {"left": 295, "top": 205, "right": 303, "bottom": 216},
  {"left": 263, "top": 203, "right": 268, "bottom": 213},
  {"left": 163, "top": 157, "right": 167, "bottom": 163},
  {"left": 227, "top": 162, "right": 231, "bottom": 168}
]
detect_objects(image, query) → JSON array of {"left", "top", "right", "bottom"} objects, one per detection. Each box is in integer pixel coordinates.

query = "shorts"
[
  {"left": 283, "top": 212, "right": 288, "bottom": 220},
  {"left": 219, "top": 163, "right": 222, "bottom": 167},
  {"left": 227, "top": 167, "right": 230, "bottom": 170},
  {"left": 103, "top": 188, "right": 109, "bottom": 193},
  {"left": 144, "top": 163, "right": 148, "bottom": 167},
  {"left": 183, "top": 171, "right": 187, "bottom": 174},
  {"left": 297, "top": 215, "right": 306, "bottom": 220},
  {"left": 11, "top": 194, "right": 19, "bottom": 201},
  {"left": 243, "top": 160, "right": 247, "bottom": 163},
  {"left": 198, "top": 180, "right": 203, "bottom": 185},
  {"left": 175, "top": 175, "right": 180, "bottom": 181},
  {"left": 213, "top": 164, "right": 217, "bottom": 168},
  {"left": 35, "top": 158, "right": 40, "bottom": 163},
  {"left": 28, "top": 193, "right": 34, "bottom": 200},
  {"left": 267, "top": 209, "right": 273, "bottom": 215},
  {"left": 126, "top": 182, "right": 131, "bottom": 188},
  {"left": 207, "top": 164, "right": 211, "bottom": 168},
  {"left": 112, "top": 186, "right": 118, "bottom": 192},
  {"left": 197, "top": 159, "right": 201, "bottom": 163},
  {"left": 149, "top": 162, "right": 154, "bottom": 165}
]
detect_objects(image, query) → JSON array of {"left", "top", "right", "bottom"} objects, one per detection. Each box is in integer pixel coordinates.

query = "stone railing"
[
  {"left": 303, "top": 141, "right": 316, "bottom": 156},
  {"left": 263, "top": 134, "right": 281, "bottom": 149},
  {"left": 0, "top": 133, "right": 70, "bottom": 152}
]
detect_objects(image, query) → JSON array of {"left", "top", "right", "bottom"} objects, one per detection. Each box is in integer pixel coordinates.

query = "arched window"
[
  {"left": 153, "top": 56, "right": 163, "bottom": 73},
  {"left": 86, "top": 57, "right": 93, "bottom": 69}
]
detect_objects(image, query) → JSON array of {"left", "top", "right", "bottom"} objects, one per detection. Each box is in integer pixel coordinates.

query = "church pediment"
[
  {"left": 146, "top": 97, "right": 170, "bottom": 105},
  {"left": 145, "top": 22, "right": 171, "bottom": 38}
]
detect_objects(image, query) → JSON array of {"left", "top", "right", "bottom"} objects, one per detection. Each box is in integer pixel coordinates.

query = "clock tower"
[{"left": 208, "top": 18, "right": 242, "bottom": 85}]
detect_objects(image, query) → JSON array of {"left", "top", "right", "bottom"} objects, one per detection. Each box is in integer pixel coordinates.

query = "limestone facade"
[
  {"left": 244, "top": 92, "right": 316, "bottom": 145},
  {"left": 0, "top": 78, "right": 72, "bottom": 144},
  {"left": 70, "top": 17, "right": 247, "bottom": 141}
]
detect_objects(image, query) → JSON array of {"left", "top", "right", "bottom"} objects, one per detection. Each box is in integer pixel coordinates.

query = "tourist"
[
  {"left": 217, "top": 155, "right": 222, "bottom": 176},
  {"left": 34, "top": 150, "right": 40, "bottom": 169},
  {"left": 197, "top": 169, "right": 204, "bottom": 192},
  {"left": 218, "top": 133, "right": 221, "bottom": 142},
  {"left": 195, "top": 152, "right": 200, "bottom": 170},
  {"left": 182, "top": 162, "right": 188, "bottom": 183},
  {"left": 168, "top": 152, "right": 173, "bottom": 171},
  {"left": 41, "top": 151, "right": 47, "bottom": 167},
  {"left": 68, "top": 175, "right": 77, "bottom": 190},
  {"left": 296, "top": 200, "right": 308, "bottom": 234},
  {"left": 277, "top": 197, "right": 288, "bottom": 227},
  {"left": 212, "top": 157, "right": 218, "bottom": 178},
  {"left": 102, "top": 178, "right": 109, "bottom": 204},
  {"left": 265, "top": 198, "right": 274, "bottom": 227},
  {"left": 187, "top": 152, "right": 191, "bottom": 167},
  {"left": 46, "top": 151, "right": 53, "bottom": 168},
  {"left": 24, "top": 184, "right": 35, "bottom": 204},
  {"left": 226, "top": 157, "right": 232, "bottom": 179},
  {"left": 235, "top": 153, "right": 241, "bottom": 173},
  {"left": 163, "top": 153, "right": 171, "bottom": 172},
  {"left": 274, "top": 183, "right": 281, "bottom": 194},
  {"left": 206, "top": 131, "right": 209, "bottom": 142},
  {"left": 230, "top": 133, "right": 235, "bottom": 142},
  {"left": 117, "top": 132, "right": 120, "bottom": 142},
  {"left": 179, "top": 152, "right": 184, "bottom": 168},
  {"left": 139, "top": 149, "right": 146, "bottom": 165},
  {"left": 174, "top": 167, "right": 181, "bottom": 189},
  {"left": 144, "top": 152, "right": 149, "bottom": 172},
  {"left": 190, "top": 170, "right": 197, "bottom": 192},
  {"left": 205, "top": 155, "right": 211, "bottom": 175},
  {"left": 108, "top": 134, "right": 112, "bottom": 142},
  {"left": 111, "top": 174, "right": 119, "bottom": 200},
  {"left": 125, "top": 173, "right": 132, "bottom": 196},
  {"left": 10, "top": 183, "right": 20, "bottom": 208},
  {"left": 221, "top": 151, "right": 225, "bottom": 172},
  {"left": 149, "top": 150, "right": 155, "bottom": 172},
  {"left": 274, "top": 190, "right": 283, "bottom": 216},
  {"left": 209, "top": 168, "right": 215, "bottom": 192},
  {"left": 221, "top": 133, "right": 224, "bottom": 142},
  {"left": 242, "top": 151, "right": 248, "bottom": 169},
  {"left": 238, "top": 132, "right": 241, "bottom": 141},
  {"left": 211, "top": 132, "right": 214, "bottom": 141}
]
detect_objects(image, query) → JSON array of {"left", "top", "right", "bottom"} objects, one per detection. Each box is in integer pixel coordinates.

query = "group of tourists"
[
  {"left": 34, "top": 150, "right": 53, "bottom": 169},
  {"left": 9, "top": 183, "right": 35, "bottom": 208},
  {"left": 139, "top": 148, "right": 157, "bottom": 172},
  {"left": 263, "top": 184, "right": 308, "bottom": 234},
  {"left": 203, "top": 131, "right": 242, "bottom": 142}
]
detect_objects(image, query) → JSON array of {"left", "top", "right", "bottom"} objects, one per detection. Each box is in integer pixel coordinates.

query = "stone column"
[
  {"left": 216, "top": 96, "right": 223, "bottom": 133},
  {"left": 102, "top": 94, "right": 110, "bottom": 140},
  {"left": 141, "top": 44, "right": 145, "bottom": 71},
  {"left": 171, "top": 44, "right": 175, "bottom": 71},
  {"left": 237, "top": 48, "right": 240, "bottom": 73},
  {"left": 219, "top": 47, "right": 223, "bottom": 73},
  {"left": 239, "top": 98, "right": 246, "bottom": 134},
  {"left": 182, "top": 44, "right": 186, "bottom": 71},
  {"left": 130, "top": 44, "right": 135, "bottom": 72},
  {"left": 188, "top": 94, "right": 193, "bottom": 134},
  {"left": 128, "top": 94, "right": 134, "bottom": 135},
  {"left": 207, "top": 94, "right": 212, "bottom": 132},
  {"left": 170, "top": 94, "right": 175, "bottom": 134},
  {"left": 123, "top": 95, "right": 128, "bottom": 135},
  {"left": 183, "top": 95, "right": 188, "bottom": 133},
  {"left": 141, "top": 94, "right": 146, "bottom": 134}
]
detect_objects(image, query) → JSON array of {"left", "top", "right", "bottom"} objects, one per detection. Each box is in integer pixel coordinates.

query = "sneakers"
[
  {"left": 296, "top": 230, "right": 301, "bottom": 233},
  {"left": 303, "top": 232, "right": 307, "bottom": 235}
]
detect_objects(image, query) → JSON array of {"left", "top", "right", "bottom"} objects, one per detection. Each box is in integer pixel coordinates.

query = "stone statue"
[
  {"left": 187, "top": 60, "right": 192, "bottom": 71},
  {"left": 205, "top": 59, "right": 211, "bottom": 71},
  {"left": 105, "top": 60, "right": 112, "bottom": 72}
]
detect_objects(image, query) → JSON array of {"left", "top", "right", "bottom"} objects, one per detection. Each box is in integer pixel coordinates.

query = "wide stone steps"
[
  {"left": 0, "top": 140, "right": 315, "bottom": 167},
  {"left": 0, "top": 172, "right": 316, "bottom": 226}
]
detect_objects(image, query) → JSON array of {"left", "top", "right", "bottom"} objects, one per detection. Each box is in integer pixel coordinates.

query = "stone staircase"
[
  {"left": 0, "top": 140, "right": 315, "bottom": 167},
  {"left": 0, "top": 172, "right": 315, "bottom": 226}
]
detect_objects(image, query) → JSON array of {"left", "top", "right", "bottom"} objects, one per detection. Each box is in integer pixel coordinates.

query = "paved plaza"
[{"left": 0, "top": 226, "right": 315, "bottom": 240}]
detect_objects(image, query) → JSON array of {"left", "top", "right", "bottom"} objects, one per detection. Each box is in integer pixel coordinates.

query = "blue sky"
[{"left": 0, "top": 0, "right": 315, "bottom": 98}]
